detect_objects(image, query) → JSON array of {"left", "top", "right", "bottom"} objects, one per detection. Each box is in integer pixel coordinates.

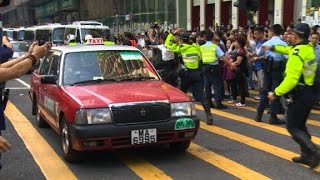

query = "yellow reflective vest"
[
  {"left": 200, "top": 44, "right": 217, "bottom": 64},
  {"left": 274, "top": 43, "right": 317, "bottom": 96},
  {"left": 68, "top": 42, "right": 77, "bottom": 46},
  {"left": 165, "top": 33, "right": 201, "bottom": 69},
  {"left": 103, "top": 41, "right": 115, "bottom": 45}
]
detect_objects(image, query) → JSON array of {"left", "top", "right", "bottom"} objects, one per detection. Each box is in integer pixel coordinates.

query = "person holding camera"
[{"left": 0, "top": 36, "right": 50, "bottom": 169}]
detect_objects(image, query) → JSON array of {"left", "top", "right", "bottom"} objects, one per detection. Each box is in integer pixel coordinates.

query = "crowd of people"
[{"left": 115, "top": 21, "right": 320, "bottom": 168}]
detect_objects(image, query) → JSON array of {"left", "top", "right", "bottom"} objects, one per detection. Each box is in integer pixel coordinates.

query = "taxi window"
[
  {"left": 49, "top": 55, "right": 60, "bottom": 76},
  {"left": 62, "top": 50, "right": 159, "bottom": 85},
  {"left": 39, "top": 52, "right": 54, "bottom": 75}
]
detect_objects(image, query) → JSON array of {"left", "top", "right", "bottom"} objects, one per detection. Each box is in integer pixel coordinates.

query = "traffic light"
[{"left": 0, "top": 0, "right": 10, "bottom": 7}]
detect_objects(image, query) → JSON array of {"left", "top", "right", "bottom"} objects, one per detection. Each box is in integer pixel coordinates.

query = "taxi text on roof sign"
[{"left": 87, "top": 38, "right": 103, "bottom": 45}]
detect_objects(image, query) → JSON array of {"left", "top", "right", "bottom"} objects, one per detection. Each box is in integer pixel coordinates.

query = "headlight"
[
  {"left": 76, "top": 108, "right": 112, "bottom": 124},
  {"left": 171, "top": 102, "right": 197, "bottom": 117}
]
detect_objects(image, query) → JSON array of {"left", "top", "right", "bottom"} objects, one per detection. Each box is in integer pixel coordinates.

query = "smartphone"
[{"left": 38, "top": 37, "right": 46, "bottom": 46}]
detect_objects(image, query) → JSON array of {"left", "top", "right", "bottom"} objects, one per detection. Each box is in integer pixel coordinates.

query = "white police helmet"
[{"left": 85, "top": 34, "right": 93, "bottom": 41}]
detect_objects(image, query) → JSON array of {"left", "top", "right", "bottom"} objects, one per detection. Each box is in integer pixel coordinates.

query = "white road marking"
[
  {"left": 6, "top": 87, "right": 30, "bottom": 90},
  {"left": 15, "top": 78, "right": 31, "bottom": 88}
]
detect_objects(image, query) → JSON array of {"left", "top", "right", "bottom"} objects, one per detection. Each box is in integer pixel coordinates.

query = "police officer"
[
  {"left": 165, "top": 29, "right": 213, "bottom": 125},
  {"left": 267, "top": 23, "right": 320, "bottom": 168},
  {"left": 67, "top": 34, "right": 77, "bottom": 46},
  {"left": 200, "top": 30, "right": 234, "bottom": 109},
  {"left": 103, "top": 35, "right": 115, "bottom": 45},
  {"left": 255, "top": 24, "right": 287, "bottom": 125}
]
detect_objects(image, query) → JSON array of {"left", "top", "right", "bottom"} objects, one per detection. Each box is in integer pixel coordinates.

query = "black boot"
[
  {"left": 255, "top": 111, "right": 263, "bottom": 122},
  {"left": 206, "top": 112, "right": 213, "bottom": 125},
  {"left": 269, "top": 113, "right": 285, "bottom": 125},
  {"left": 292, "top": 132, "right": 320, "bottom": 168},
  {"left": 216, "top": 102, "right": 227, "bottom": 109}
]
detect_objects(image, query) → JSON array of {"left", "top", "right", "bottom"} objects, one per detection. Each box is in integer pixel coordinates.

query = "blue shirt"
[
  {"left": 0, "top": 47, "right": 13, "bottom": 63},
  {"left": 255, "top": 39, "right": 267, "bottom": 71},
  {"left": 203, "top": 41, "right": 225, "bottom": 65},
  {"left": 259, "top": 36, "right": 287, "bottom": 61},
  {"left": 314, "top": 44, "right": 320, "bottom": 59},
  {"left": 0, "top": 47, "right": 13, "bottom": 130}
]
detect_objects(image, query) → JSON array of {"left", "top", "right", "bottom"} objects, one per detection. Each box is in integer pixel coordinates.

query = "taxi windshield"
[
  {"left": 12, "top": 42, "right": 29, "bottom": 52},
  {"left": 80, "top": 28, "right": 106, "bottom": 41},
  {"left": 63, "top": 50, "right": 159, "bottom": 85}
]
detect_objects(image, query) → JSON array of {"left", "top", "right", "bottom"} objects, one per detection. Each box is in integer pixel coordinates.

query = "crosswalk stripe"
[
  {"left": 187, "top": 92, "right": 320, "bottom": 128},
  {"left": 227, "top": 100, "right": 320, "bottom": 128},
  {"left": 194, "top": 104, "right": 320, "bottom": 145},
  {"left": 249, "top": 90, "right": 320, "bottom": 115},
  {"left": 188, "top": 143, "right": 270, "bottom": 179},
  {"left": 119, "top": 155, "right": 172, "bottom": 180},
  {"left": 199, "top": 121, "right": 320, "bottom": 172},
  {"left": 4, "top": 101, "right": 77, "bottom": 180}
]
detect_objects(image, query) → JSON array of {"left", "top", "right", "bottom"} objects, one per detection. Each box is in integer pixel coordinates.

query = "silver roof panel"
[{"left": 51, "top": 45, "right": 140, "bottom": 53}]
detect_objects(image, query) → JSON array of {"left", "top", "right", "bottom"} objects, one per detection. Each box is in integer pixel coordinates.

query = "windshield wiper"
[
  {"left": 118, "top": 76, "right": 155, "bottom": 82},
  {"left": 70, "top": 78, "right": 118, "bottom": 86}
]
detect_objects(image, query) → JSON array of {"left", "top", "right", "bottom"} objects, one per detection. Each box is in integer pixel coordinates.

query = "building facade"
[{"left": 2, "top": 0, "right": 319, "bottom": 32}]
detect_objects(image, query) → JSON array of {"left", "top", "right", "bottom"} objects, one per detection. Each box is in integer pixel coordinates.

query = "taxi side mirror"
[{"left": 41, "top": 75, "right": 57, "bottom": 85}]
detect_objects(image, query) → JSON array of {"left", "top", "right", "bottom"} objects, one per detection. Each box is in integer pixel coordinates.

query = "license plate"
[{"left": 131, "top": 128, "right": 157, "bottom": 145}]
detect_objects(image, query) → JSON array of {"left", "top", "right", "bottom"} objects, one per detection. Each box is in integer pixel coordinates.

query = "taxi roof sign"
[{"left": 87, "top": 38, "right": 103, "bottom": 45}]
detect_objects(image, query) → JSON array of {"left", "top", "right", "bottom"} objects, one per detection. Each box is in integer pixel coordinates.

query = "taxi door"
[{"left": 38, "top": 51, "right": 61, "bottom": 128}]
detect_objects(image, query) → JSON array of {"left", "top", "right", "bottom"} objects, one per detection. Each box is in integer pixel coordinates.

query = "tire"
[
  {"left": 35, "top": 103, "right": 49, "bottom": 128},
  {"left": 170, "top": 140, "right": 191, "bottom": 152},
  {"left": 60, "top": 118, "right": 81, "bottom": 163}
]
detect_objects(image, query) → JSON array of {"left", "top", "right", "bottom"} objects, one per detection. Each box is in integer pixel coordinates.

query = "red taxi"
[{"left": 30, "top": 43, "right": 199, "bottom": 163}]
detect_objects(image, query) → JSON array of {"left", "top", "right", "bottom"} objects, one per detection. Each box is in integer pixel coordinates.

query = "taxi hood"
[{"left": 62, "top": 81, "right": 190, "bottom": 107}]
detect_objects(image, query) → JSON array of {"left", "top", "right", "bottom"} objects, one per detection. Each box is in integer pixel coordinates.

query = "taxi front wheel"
[
  {"left": 60, "top": 118, "right": 82, "bottom": 163},
  {"left": 169, "top": 140, "right": 191, "bottom": 152}
]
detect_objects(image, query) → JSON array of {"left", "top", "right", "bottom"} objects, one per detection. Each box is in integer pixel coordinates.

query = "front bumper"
[{"left": 68, "top": 117, "right": 199, "bottom": 151}]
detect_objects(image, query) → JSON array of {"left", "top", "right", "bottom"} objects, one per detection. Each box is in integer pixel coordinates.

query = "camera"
[{"left": 38, "top": 37, "right": 46, "bottom": 46}]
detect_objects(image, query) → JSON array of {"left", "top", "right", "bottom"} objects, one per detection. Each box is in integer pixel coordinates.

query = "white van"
[
  {"left": 3, "top": 28, "right": 15, "bottom": 41},
  {"left": 64, "top": 21, "right": 111, "bottom": 44},
  {"left": 24, "top": 26, "right": 38, "bottom": 43},
  {"left": 35, "top": 24, "right": 65, "bottom": 46}
]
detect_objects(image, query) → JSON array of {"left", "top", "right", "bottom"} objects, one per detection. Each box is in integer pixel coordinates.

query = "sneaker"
[
  {"left": 253, "top": 95, "right": 260, "bottom": 100},
  {"left": 235, "top": 102, "right": 246, "bottom": 107},
  {"left": 227, "top": 100, "right": 236, "bottom": 104}
]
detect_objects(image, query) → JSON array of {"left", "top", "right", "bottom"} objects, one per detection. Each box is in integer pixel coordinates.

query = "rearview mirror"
[{"left": 41, "top": 75, "right": 57, "bottom": 84}]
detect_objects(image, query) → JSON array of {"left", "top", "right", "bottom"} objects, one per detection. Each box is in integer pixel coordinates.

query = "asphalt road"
[{"left": 1, "top": 74, "right": 320, "bottom": 179}]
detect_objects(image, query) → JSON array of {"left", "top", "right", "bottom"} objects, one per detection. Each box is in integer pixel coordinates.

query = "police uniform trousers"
[
  {"left": 287, "top": 86, "right": 318, "bottom": 156},
  {"left": 202, "top": 64, "right": 223, "bottom": 105},
  {"left": 257, "top": 61, "right": 284, "bottom": 115},
  {"left": 180, "top": 68, "right": 210, "bottom": 112},
  {"left": 162, "top": 59, "right": 178, "bottom": 87}
]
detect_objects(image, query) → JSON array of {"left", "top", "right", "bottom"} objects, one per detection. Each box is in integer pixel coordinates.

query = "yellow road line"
[
  {"left": 4, "top": 101, "right": 77, "bottom": 180},
  {"left": 188, "top": 143, "right": 270, "bottom": 179},
  {"left": 195, "top": 104, "right": 320, "bottom": 145},
  {"left": 199, "top": 121, "right": 320, "bottom": 172},
  {"left": 228, "top": 100, "right": 320, "bottom": 128},
  {"left": 248, "top": 90, "right": 320, "bottom": 115},
  {"left": 120, "top": 155, "right": 172, "bottom": 180},
  {"left": 187, "top": 92, "right": 320, "bottom": 128}
]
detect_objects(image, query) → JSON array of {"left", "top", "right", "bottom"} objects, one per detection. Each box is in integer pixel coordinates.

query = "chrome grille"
[{"left": 111, "top": 102, "right": 171, "bottom": 124}]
